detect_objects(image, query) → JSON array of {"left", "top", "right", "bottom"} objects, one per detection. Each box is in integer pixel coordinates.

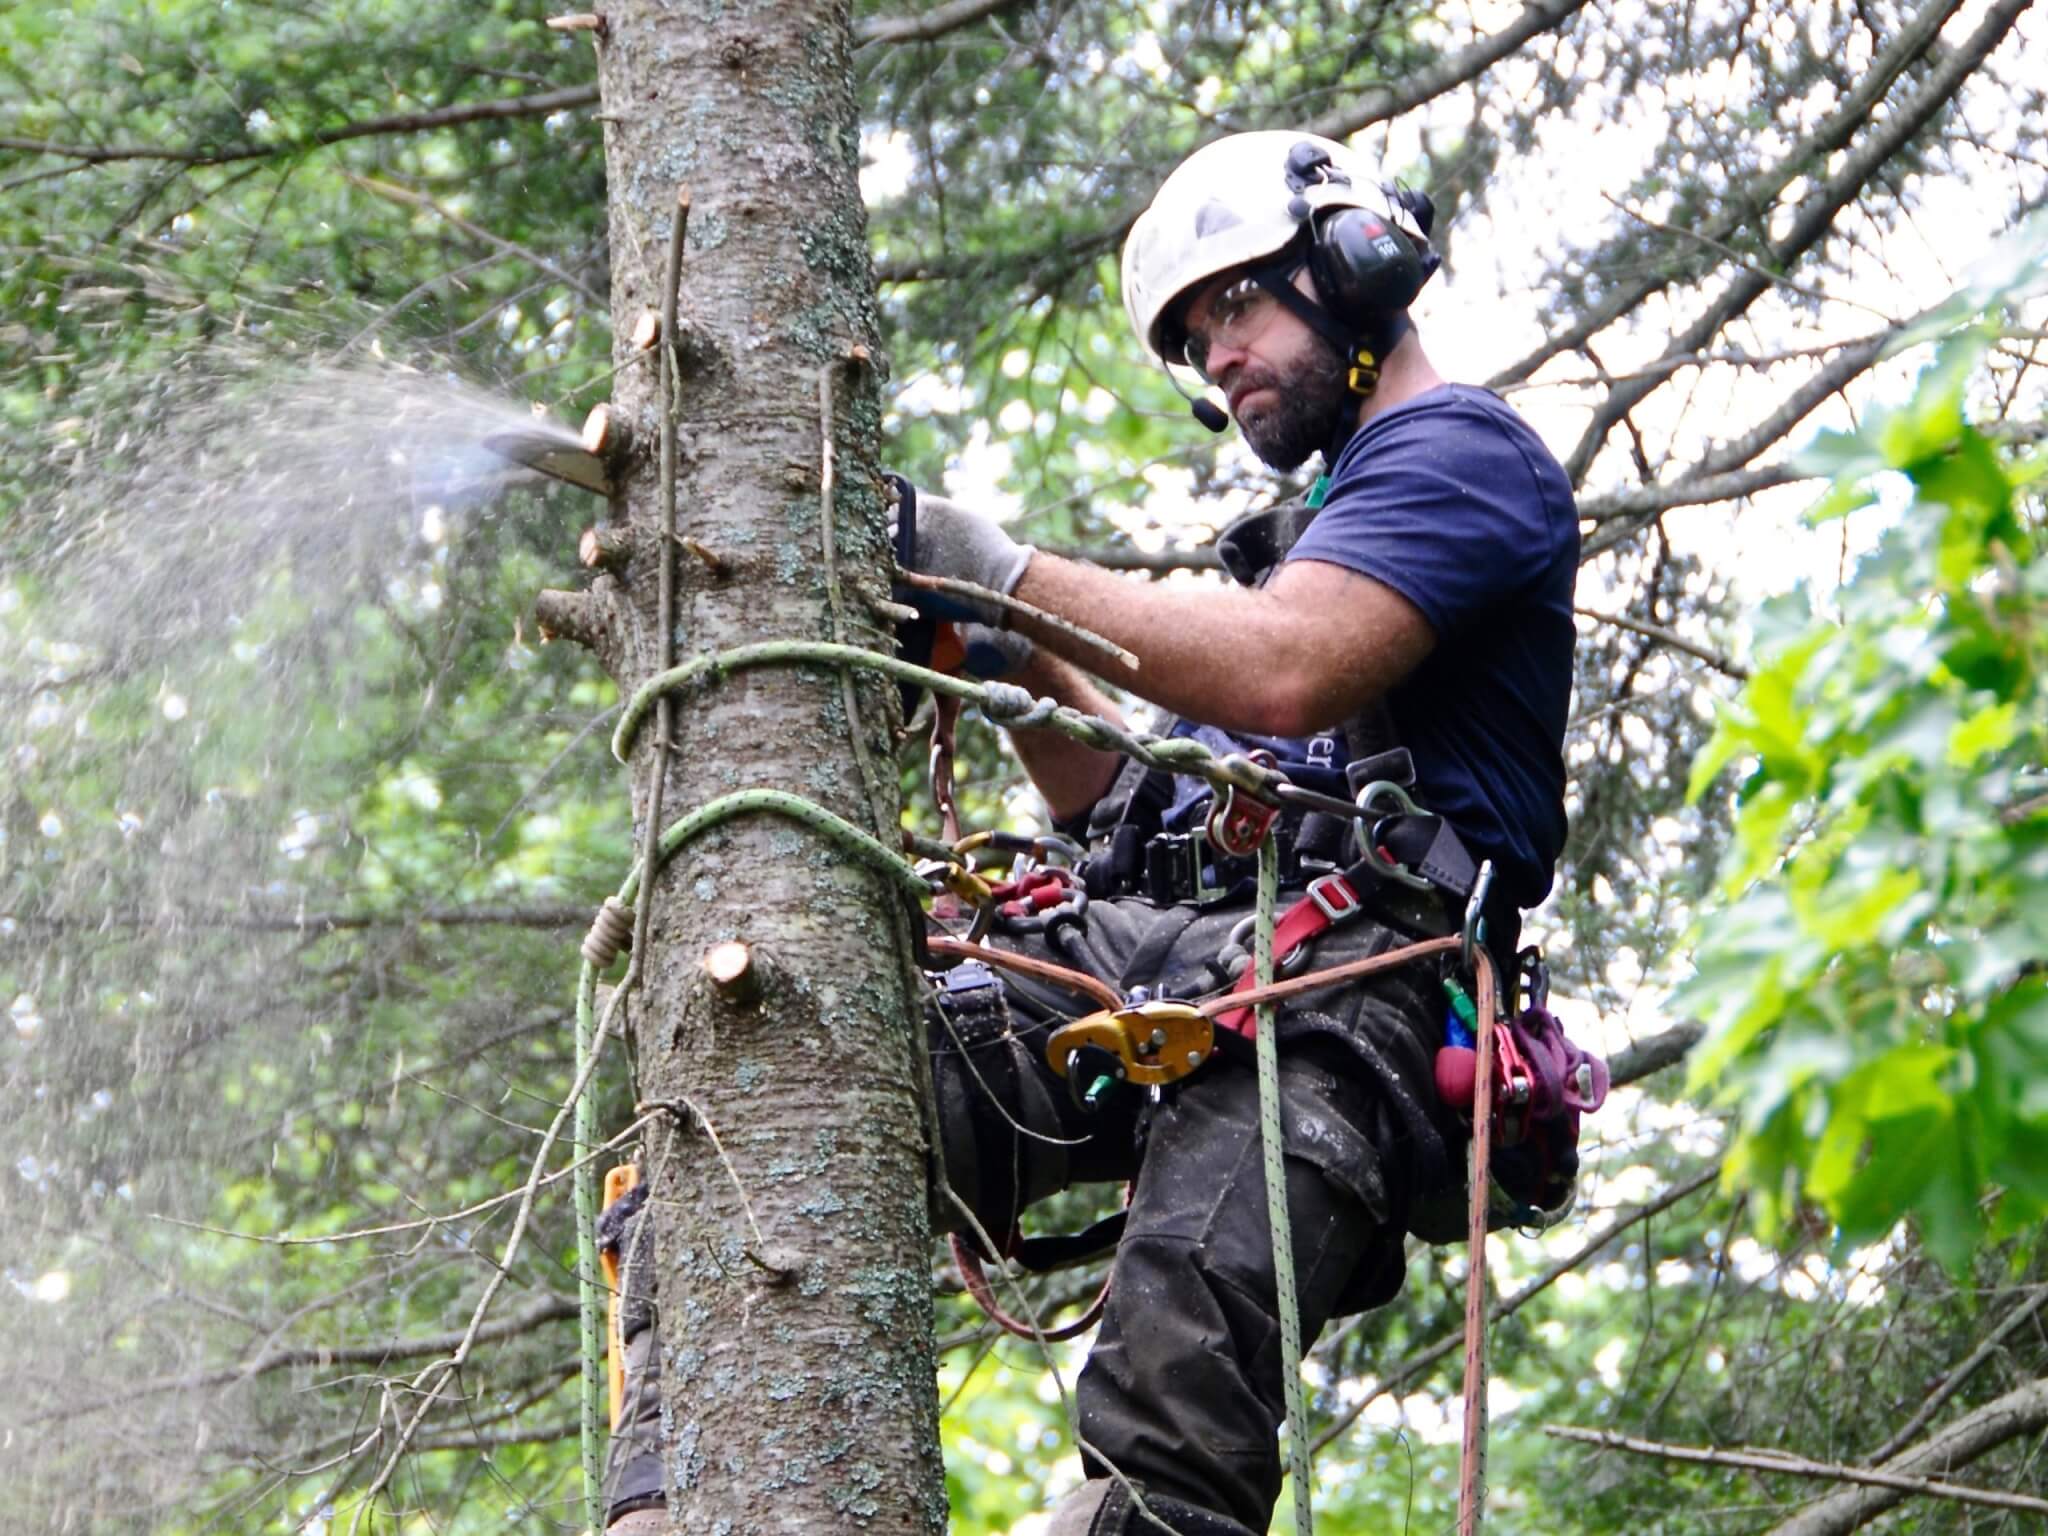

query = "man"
[{"left": 605, "top": 129, "right": 1579, "bottom": 1535}]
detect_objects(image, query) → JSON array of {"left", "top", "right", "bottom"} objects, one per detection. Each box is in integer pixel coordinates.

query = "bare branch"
[
  {"left": 1313, "top": 1160, "right": 1723, "bottom": 1452},
  {"left": 1489, "top": 0, "right": 1968, "bottom": 390},
  {"left": 856, "top": 0, "right": 1028, "bottom": 46},
  {"left": 1304, "top": 0, "right": 1596, "bottom": 143},
  {"left": 1550, "top": 1414, "right": 2048, "bottom": 1523},
  {"left": 1559, "top": 0, "right": 2031, "bottom": 484},
  {"left": 1577, "top": 608, "right": 1748, "bottom": 679},
  {"left": 0, "top": 905, "right": 588, "bottom": 936},
  {"left": 1865, "top": 1286, "right": 2048, "bottom": 1464},
  {"left": 1606, "top": 1019, "right": 1707, "bottom": 1086},
  {"left": 0, "top": 84, "right": 600, "bottom": 168},
  {"left": 1762, "top": 1376, "right": 2048, "bottom": 1534},
  {"left": 23, "top": 1295, "right": 577, "bottom": 1427}
]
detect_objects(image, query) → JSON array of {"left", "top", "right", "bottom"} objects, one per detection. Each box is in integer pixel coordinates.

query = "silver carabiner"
[
  {"left": 1461, "top": 859, "right": 1496, "bottom": 974},
  {"left": 1351, "top": 779, "right": 1433, "bottom": 892}
]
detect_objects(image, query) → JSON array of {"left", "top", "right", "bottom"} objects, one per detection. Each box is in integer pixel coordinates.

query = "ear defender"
[{"left": 1305, "top": 206, "right": 1430, "bottom": 320}]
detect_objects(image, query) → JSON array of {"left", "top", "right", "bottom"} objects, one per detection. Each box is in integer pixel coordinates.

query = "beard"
[{"left": 1228, "top": 336, "right": 1352, "bottom": 472}]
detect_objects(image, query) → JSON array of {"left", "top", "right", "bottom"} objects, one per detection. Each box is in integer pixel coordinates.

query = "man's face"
[{"left": 1181, "top": 266, "right": 1349, "bottom": 473}]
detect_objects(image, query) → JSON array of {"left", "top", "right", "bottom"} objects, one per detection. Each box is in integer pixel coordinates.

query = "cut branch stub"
[
  {"left": 680, "top": 535, "right": 730, "bottom": 581},
  {"left": 535, "top": 588, "right": 606, "bottom": 650},
  {"left": 580, "top": 524, "right": 635, "bottom": 572},
  {"left": 703, "top": 939, "right": 763, "bottom": 1006},
  {"left": 582, "top": 401, "right": 626, "bottom": 460}
]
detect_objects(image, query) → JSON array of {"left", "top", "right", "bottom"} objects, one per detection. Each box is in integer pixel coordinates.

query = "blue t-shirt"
[{"left": 1281, "top": 384, "right": 1578, "bottom": 909}]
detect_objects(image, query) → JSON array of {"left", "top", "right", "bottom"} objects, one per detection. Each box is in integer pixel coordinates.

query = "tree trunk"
[{"left": 589, "top": 3, "right": 944, "bottom": 1529}]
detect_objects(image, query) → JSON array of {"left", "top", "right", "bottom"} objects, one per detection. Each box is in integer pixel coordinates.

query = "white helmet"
[{"left": 1120, "top": 131, "right": 1434, "bottom": 368}]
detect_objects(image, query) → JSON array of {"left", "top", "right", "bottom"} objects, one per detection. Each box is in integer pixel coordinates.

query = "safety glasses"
[{"left": 1181, "top": 264, "right": 1299, "bottom": 382}]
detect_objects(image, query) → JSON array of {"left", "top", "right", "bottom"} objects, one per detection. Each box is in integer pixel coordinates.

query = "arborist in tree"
[{"left": 601, "top": 130, "right": 1598, "bottom": 1535}]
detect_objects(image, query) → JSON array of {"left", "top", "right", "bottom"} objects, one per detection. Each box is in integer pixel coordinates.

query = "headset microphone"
[{"left": 1153, "top": 354, "right": 1231, "bottom": 433}]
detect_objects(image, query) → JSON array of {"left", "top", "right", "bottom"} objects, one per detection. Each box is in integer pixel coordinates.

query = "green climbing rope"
[
  {"left": 1256, "top": 831, "right": 1315, "bottom": 1536},
  {"left": 574, "top": 960, "right": 604, "bottom": 1536},
  {"left": 611, "top": 640, "right": 1281, "bottom": 803}
]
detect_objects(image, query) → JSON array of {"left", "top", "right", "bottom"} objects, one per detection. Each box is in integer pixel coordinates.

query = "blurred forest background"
[{"left": 3, "top": 1, "right": 2045, "bottom": 1531}]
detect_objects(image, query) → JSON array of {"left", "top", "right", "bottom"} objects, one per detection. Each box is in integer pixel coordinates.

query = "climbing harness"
[{"left": 578, "top": 634, "right": 1602, "bottom": 1536}]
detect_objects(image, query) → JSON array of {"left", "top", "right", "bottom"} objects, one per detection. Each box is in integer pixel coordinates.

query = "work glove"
[{"left": 887, "top": 475, "right": 1034, "bottom": 627}]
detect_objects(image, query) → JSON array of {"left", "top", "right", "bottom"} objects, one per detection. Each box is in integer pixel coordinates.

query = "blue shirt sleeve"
[{"left": 1283, "top": 390, "right": 1565, "bottom": 639}]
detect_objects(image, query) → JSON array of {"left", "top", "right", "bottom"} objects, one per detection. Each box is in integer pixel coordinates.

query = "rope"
[
  {"left": 1458, "top": 949, "right": 1502, "bottom": 1536},
  {"left": 574, "top": 960, "right": 604, "bottom": 1534},
  {"left": 652, "top": 788, "right": 930, "bottom": 904},
  {"left": 611, "top": 640, "right": 1282, "bottom": 802},
  {"left": 1256, "top": 832, "right": 1315, "bottom": 1536}
]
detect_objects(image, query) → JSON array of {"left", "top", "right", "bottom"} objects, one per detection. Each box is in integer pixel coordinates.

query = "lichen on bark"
[{"left": 590, "top": 1, "right": 943, "bottom": 1528}]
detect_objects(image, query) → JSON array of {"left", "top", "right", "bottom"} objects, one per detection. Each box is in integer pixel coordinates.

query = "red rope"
[
  {"left": 1458, "top": 947, "right": 1501, "bottom": 1535},
  {"left": 949, "top": 1233, "right": 1113, "bottom": 1344}
]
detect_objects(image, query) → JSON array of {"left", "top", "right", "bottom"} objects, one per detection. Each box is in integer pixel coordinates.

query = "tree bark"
[{"left": 592, "top": 3, "right": 943, "bottom": 1530}]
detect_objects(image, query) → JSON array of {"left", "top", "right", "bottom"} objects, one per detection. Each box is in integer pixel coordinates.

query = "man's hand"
[{"left": 893, "top": 487, "right": 1034, "bottom": 625}]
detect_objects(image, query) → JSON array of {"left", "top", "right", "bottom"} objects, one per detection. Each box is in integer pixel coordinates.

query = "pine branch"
[
  {"left": 1559, "top": 0, "right": 2031, "bottom": 485},
  {"left": 0, "top": 905, "right": 588, "bottom": 935},
  {"left": 1488, "top": 0, "right": 1968, "bottom": 391},
  {"left": 874, "top": 0, "right": 1594, "bottom": 285},
  {"left": 0, "top": 83, "right": 602, "bottom": 168},
  {"left": 1548, "top": 1408, "right": 2048, "bottom": 1524}
]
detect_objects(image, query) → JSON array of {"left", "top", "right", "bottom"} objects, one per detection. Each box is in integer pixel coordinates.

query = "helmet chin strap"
[{"left": 1244, "top": 260, "right": 1409, "bottom": 465}]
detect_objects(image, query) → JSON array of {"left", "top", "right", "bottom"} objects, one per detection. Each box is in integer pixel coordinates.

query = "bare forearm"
[
  {"left": 1006, "top": 647, "right": 1126, "bottom": 823},
  {"left": 1011, "top": 555, "right": 1325, "bottom": 735}
]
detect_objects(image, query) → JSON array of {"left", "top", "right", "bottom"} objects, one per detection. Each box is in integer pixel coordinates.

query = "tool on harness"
[
  {"left": 596, "top": 1164, "right": 643, "bottom": 1431},
  {"left": 1204, "top": 749, "right": 1282, "bottom": 856},
  {"left": 1046, "top": 1001, "right": 1215, "bottom": 1092}
]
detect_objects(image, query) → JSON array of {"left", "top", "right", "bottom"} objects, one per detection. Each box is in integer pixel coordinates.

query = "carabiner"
[
  {"left": 1460, "top": 859, "right": 1495, "bottom": 974},
  {"left": 1350, "top": 779, "right": 1434, "bottom": 892}
]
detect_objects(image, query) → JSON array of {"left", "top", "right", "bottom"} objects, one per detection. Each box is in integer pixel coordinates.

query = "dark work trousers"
[
  {"left": 605, "top": 883, "right": 1469, "bottom": 1533},
  {"left": 931, "top": 884, "right": 1467, "bottom": 1532}
]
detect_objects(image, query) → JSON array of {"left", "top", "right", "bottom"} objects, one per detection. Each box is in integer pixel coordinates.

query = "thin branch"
[
  {"left": 1764, "top": 1376, "right": 2048, "bottom": 1535},
  {"left": 344, "top": 173, "right": 603, "bottom": 306},
  {"left": 1489, "top": 0, "right": 1968, "bottom": 389},
  {"left": 1303, "top": 0, "right": 1596, "bottom": 143},
  {"left": 20, "top": 1296, "right": 577, "bottom": 1427},
  {"left": 1558, "top": 0, "right": 2031, "bottom": 485},
  {"left": 1576, "top": 607, "right": 1749, "bottom": 679},
  {"left": 855, "top": 0, "right": 1028, "bottom": 45},
  {"left": 0, "top": 905, "right": 588, "bottom": 936},
  {"left": 1865, "top": 1285, "right": 2048, "bottom": 1464},
  {"left": 0, "top": 84, "right": 601, "bottom": 168},
  {"left": 1549, "top": 1423, "right": 2048, "bottom": 1520},
  {"left": 1313, "top": 1160, "right": 1723, "bottom": 1452}
]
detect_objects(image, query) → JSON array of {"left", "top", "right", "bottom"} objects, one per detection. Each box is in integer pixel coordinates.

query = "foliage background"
[{"left": 3, "top": 1, "right": 2046, "bottom": 1532}]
